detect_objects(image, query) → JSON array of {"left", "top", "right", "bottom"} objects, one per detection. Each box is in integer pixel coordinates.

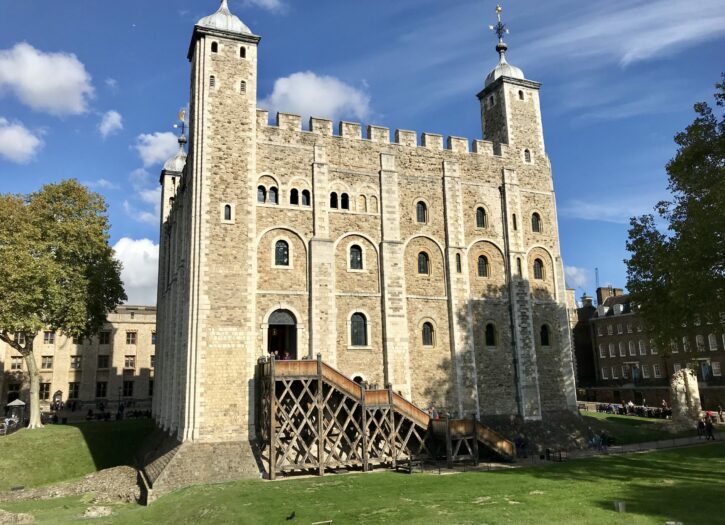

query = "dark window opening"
[
  {"left": 341, "top": 193, "right": 350, "bottom": 210},
  {"left": 275, "top": 240, "right": 289, "bottom": 266},
  {"left": 290, "top": 189, "right": 299, "bottom": 205},
  {"left": 330, "top": 192, "right": 338, "bottom": 209},
  {"left": 485, "top": 323, "right": 496, "bottom": 347},
  {"left": 209, "top": 75, "right": 215, "bottom": 88},
  {"left": 240, "top": 80, "right": 246, "bottom": 93},
  {"left": 518, "top": 90, "right": 524, "bottom": 100},
  {"left": 240, "top": 46, "right": 246, "bottom": 58},
  {"left": 257, "top": 186, "right": 266, "bottom": 203},
  {"left": 532, "top": 212, "right": 541, "bottom": 232},
  {"left": 512, "top": 214, "right": 518, "bottom": 231},
  {"left": 224, "top": 204, "right": 232, "bottom": 221},
  {"left": 416, "top": 201, "right": 427, "bottom": 223},
  {"left": 350, "top": 245, "right": 363, "bottom": 270},
  {"left": 418, "top": 252, "right": 430, "bottom": 275},
  {"left": 422, "top": 322, "right": 434, "bottom": 346},
  {"left": 477, "top": 255, "right": 489, "bottom": 277},
  {"left": 476, "top": 207, "right": 487, "bottom": 228},
  {"left": 533, "top": 258, "right": 544, "bottom": 280},
  {"left": 524, "top": 149, "right": 532, "bottom": 163},
  {"left": 351, "top": 313, "right": 367, "bottom": 346},
  {"left": 540, "top": 325, "right": 551, "bottom": 346},
  {"left": 456, "top": 253, "right": 462, "bottom": 273},
  {"left": 301, "top": 190, "right": 311, "bottom": 206},
  {"left": 268, "top": 187, "right": 278, "bottom": 204},
  {"left": 211, "top": 42, "right": 218, "bottom": 53}
]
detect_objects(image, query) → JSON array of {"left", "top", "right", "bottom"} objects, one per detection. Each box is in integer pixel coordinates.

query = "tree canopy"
[
  {"left": 625, "top": 76, "right": 725, "bottom": 351},
  {"left": 0, "top": 180, "right": 126, "bottom": 427}
]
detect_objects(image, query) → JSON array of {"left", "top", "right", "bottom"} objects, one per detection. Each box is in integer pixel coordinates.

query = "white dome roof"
[
  {"left": 485, "top": 52, "right": 524, "bottom": 88},
  {"left": 163, "top": 143, "right": 187, "bottom": 173},
  {"left": 197, "top": 0, "right": 252, "bottom": 35}
]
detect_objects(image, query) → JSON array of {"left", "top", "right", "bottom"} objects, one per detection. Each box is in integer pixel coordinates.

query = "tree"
[
  {"left": 0, "top": 180, "right": 126, "bottom": 428},
  {"left": 625, "top": 76, "right": 725, "bottom": 358}
]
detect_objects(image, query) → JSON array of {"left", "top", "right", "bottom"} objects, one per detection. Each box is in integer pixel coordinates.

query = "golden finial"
[
  {"left": 489, "top": 4, "right": 510, "bottom": 44},
  {"left": 496, "top": 4, "right": 503, "bottom": 23}
]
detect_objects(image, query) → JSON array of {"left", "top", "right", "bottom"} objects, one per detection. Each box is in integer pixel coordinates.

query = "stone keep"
[{"left": 153, "top": 0, "right": 578, "bottom": 469}]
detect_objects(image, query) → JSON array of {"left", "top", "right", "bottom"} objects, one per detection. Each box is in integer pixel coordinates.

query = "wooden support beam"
[
  {"left": 317, "top": 354, "right": 324, "bottom": 476},
  {"left": 269, "top": 358, "right": 277, "bottom": 480},
  {"left": 361, "top": 387, "right": 369, "bottom": 472},
  {"left": 387, "top": 385, "right": 397, "bottom": 469},
  {"left": 445, "top": 417, "right": 453, "bottom": 468},
  {"left": 471, "top": 415, "right": 479, "bottom": 466}
]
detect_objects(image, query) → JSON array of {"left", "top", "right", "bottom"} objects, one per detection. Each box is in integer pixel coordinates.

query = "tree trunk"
[{"left": 23, "top": 341, "right": 43, "bottom": 429}]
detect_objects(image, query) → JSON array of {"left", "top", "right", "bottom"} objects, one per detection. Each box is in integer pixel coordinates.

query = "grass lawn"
[
  {"left": 580, "top": 410, "right": 698, "bottom": 444},
  {"left": 2, "top": 443, "right": 723, "bottom": 524},
  {"left": 0, "top": 419, "right": 154, "bottom": 490}
]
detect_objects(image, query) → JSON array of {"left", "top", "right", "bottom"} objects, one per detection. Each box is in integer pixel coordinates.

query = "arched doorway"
[{"left": 268, "top": 309, "right": 297, "bottom": 359}]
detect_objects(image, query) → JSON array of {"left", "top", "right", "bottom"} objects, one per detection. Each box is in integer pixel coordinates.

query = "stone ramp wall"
[{"left": 479, "top": 410, "right": 588, "bottom": 452}]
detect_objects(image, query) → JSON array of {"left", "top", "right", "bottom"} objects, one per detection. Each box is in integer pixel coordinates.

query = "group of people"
[
  {"left": 587, "top": 427, "right": 613, "bottom": 452},
  {"left": 697, "top": 415, "right": 718, "bottom": 440},
  {"left": 269, "top": 350, "right": 292, "bottom": 360},
  {"left": 596, "top": 399, "right": 672, "bottom": 419}
]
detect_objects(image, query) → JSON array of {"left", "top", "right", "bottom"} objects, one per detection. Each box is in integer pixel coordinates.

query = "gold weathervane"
[{"left": 489, "top": 4, "right": 509, "bottom": 43}]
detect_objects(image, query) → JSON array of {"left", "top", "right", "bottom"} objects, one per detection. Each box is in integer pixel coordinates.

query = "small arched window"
[
  {"left": 477, "top": 255, "right": 489, "bottom": 277},
  {"left": 488, "top": 95, "right": 494, "bottom": 107},
  {"left": 301, "top": 190, "right": 311, "bottom": 206},
  {"left": 533, "top": 259, "right": 544, "bottom": 280},
  {"left": 240, "top": 80, "right": 246, "bottom": 93},
  {"left": 476, "top": 207, "right": 487, "bottom": 228},
  {"left": 418, "top": 252, "right": 430, "bottom": 275},
  {"left": 274, "top": 240, "right": 289, "bottom": 266},
  {"left": 485, "top": 323, "right": 496, "bottom": 347},
  {"left": 516, "top": 257, "right": 522, "bottom": 276},
  {"left": 358, "top": 195, "right": 367, "bottom": 212},
  {"left": 240, "top": 46, "right": 246, "bottom": 58},
  {"left": 257, "top": 186, "right": 266, "bottom": 203},
  {"left": 350, "top": 245, "right": 363, "bottom": 270},
  {"left": 351, "top": 313, "right": 367, "bottom": 347},
  {"left": 341, "top": 193, "right": 350, "bottom": 210},
  {"left": 369, "top": 196, "right": 378, "bottom": 213},
  {"left": 422, "top": 322, "right": 434, "bottom": 347},
  {"left": 209, "top": 75, "right": 216, "bottom": 88},
  {"left": 223, "top": 204, "right": 232, "bottom": 221},
  {"left": 524, "top": 149, "right": 532, "bottom": 163},
  {"left": 416, "top": 201, "right": 427, "bottom": 223},
  {"left": 330, "top": 192, "right": 338, "bottom": 209},
  {"left": 512, "top": 214, "right": 518, "bottom": 230},
  {"left": 518, "top": 90, "right": 524, "bottom": 100},
  {"left": 532, "top": 212, "right": 542, "bottom": 233},
  {"left": 290, "top": 189, "right": 299, "bottom": 205},
  {"left": 268, "top": 187, "right": 278, "bottom": 204},
  {"left": 211, "top": 42, "right": 218, "bottom": 53},
  {"left": 455, "top": 253, "right": 462, "bottom": 273},
  {"left": 540, "top": 325, "right": 550, "bottom": 346}
]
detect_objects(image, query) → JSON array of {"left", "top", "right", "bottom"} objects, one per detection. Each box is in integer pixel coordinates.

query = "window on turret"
[
  {"left": 485, "top": 323, "right": 496, "bottom": 347},
  {"left": 533, "top": 258, "right": 544, "bottom": 280},
  {"left": 532, "top": 212, "right": 542, "bottom": 232},
  {"left": 418, "top": 252, "right": 430, "bottom": 275},
  {"left": 290, "top": 189, "right": 299, "bottom": 205},
  {"left": 488, "top": 95, "right": 495, "bottom": 108},
  {"left": 223, "top": 205, "right": 231, "bottom": 221},
  {"left": 518, "top": 90, "right": 524, "bottom": 100},
  {"left": 512, "top": 214, "right": 518, "bottom": 230},
  {"left": 240, "top": 46, "right": 246, "bottom": 58},
  {"left": 330, "top": 192, "right": 338, "bottom": 209},
  {"left": 517, "top": 257, "right": 522, "bottom": 276},
  {"left": 268, "top": 187, "right": 278, "bottom": 204},
  {"left": 540, "top": 325, "right": 551, "bottom": 346},
  {"left": 257, "top": 186, "right": 266, "bottom": 203},
  {"left": 476, "top": 207, "right": 487, "bottom": 228},
  {"left": 416, "top": 201, "right": 427, "bottom": 223},
  {"left": 209, "top": 75, "right": 216, "bottom": 88},
  {"left": 240, "top": 81, "right": 246, "bottom": 93},
  {"left": 422, "top": 322, "right": 434, "bottom": 347},
  {"left": 524, "top": 149, "right": 532, "bottom": 163},
  {"left": 456, "top": 253, "right": 462, "bottom": 273},
  {"left": 301, "top": 190, "right": 311, "bottom": 206},
  {"left": 211, "top": 42, "right": 218, "bottom": 53},
  {"left": 341, "top": 193, "right": 350, "bottom": 210}
]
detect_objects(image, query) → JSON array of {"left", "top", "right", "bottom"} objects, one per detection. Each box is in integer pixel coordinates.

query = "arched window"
[
  {"left": 330, "top": 192, "right": 338, "bottom": 209},
  {"left": 358, "top": 195, "right": 367, "bottom": 212},
  {"left": 341, "top": 193, "right": 350, "bottom": 210},
  {"left": 477, "top": 255, "right": 489, "bottom": 277},
  {"left": 211, "top": 42, "right": 218, "bottom": 53},
  {"left": 532, "top": 212, "right": 541, "bottom": 232},
  {"left": 512, "top": 214, "right": 518, "bottom": 230},
  {"left": 349, "top": 245, "right": 363, "bottom": 270},
  {"left": 533, "top": 258, "right": 544, "bottom": 280},
  {"left": 639, "top": 340, "right": 647, "bottom": 355},
  {"left": 370, "top": 196, "right": 378, "bottom": 213},
  {"left": 455, "top": 253, "right": 462, "bottom": 273},
  {"left": 301, "top": 190, "right": 311, "bottom": 206},
  {"left": 274, "top": 240, "right": 289, "bottom": 266},
  {"left": 240, "top": 80, "right": 246, "bottom": 93},
  {"left": 422, "top": 322, "right": 434, "bottom": 346},
  {"left": 240, "top": 46, "right": 246, "bottom": 58},
  {"left": 540, "top": 325, "right": 550, "bottom": 346},
  {"left": 257, "top": 186, "right": 266, "bottom": 203},
  {"left": 476, "top": 207, "right": 487, "bottom": 228},
  {"left": 417, "top": 252, "right": 430, "bottom": 275},
  {"left": 416, "top": 201, "right": 427, "bottom": 223},
  {"left": 290, "top": 189, "right": 299, "bottom": 205},
  {"left": 629, "top": 341, "right": 636, "bottom": 356},
  {"left": 488, "top": 95, "right": 494, "bottom": 107},
  {"left": 485, "top": 323, "right": 496, "bottom": 347},
  {"left": 268, "top": 187, "right": 278, "bottom": 204},
  {"left": 524, "top": 149, "right": 532, "bottom": 163},
  {"left": 709, "top": 333, "right": 718, "bottom": 351},
  {"left": 518, "top": 90, "right": 524, "bottom": 100},
  {"left": 351, "top": 313, "right": 367, "bottom": 347},
  {"left": 516, "top": 257, "right": 522, "bottom": 276},
  {"left": 209, "top": 75, "right": 216, "bottom": 88},
  {"left": 223, "top": 204, "right": 231, "bottom": 221}
]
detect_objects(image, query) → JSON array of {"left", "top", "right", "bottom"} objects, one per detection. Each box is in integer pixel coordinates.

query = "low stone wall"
[{"left": 479, "top": 410, "right": 587, "bottom": 452}]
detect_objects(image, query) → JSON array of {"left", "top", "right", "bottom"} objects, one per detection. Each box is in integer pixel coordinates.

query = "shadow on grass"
[{"left": 71, "top": 418, "right": 155, "bottom": 470}]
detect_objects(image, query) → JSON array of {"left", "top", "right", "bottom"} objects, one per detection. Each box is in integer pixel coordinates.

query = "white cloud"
[
  {"left": 123, "top": 168, "right": 161, "bottom": 225},
  {"left": 0, "top": 117, "right": 43, "bottom": 164},
  {"left": 105, "top": 78, "right": 118, "bottom": 89},
  {"left": 0, "top": 42, "right": 94, "bottom": 116},
  {"left": 558, "top": 197, "right": 659, "bottom": 225},
  {"left": 84, "top": 178, "right": 119, "bottom": 190},
  {"left": 565, "top": 266, "right": 589, "bottom": 289},
  {"left": 113, "top": 237, "right": 158, "bottom": 305},
  {"left": 243, "top": 0, "right": 285, "bottom": 12},
  {"left": 133, "top": 132, "right": 178, "bottom": 167},
  {"left": 260, "top": 71, "right": 371, "bottom": 122},
  {"left": 98, "top": 110, "right": 123, "bottom": 138}
]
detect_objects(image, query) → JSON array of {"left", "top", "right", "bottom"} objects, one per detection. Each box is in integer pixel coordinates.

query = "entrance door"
[{"left": 268, "top": 309, "right": 297, "bottom": 359}]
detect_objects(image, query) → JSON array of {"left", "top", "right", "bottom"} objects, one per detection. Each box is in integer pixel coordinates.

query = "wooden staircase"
[{"left": 256, "top": 355, "right": 514, "bottom": 478}]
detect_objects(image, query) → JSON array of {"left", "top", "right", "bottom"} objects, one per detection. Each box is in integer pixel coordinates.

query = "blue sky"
[{"left": 1, "top": 0, "right": 723, "bottom": 304}]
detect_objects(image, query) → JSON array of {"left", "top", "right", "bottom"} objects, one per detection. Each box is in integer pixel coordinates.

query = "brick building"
[
  {"left": 0, "top": 306, "right": 156, "bottom": 411},
  {"left": 575, "top": 287, "right": 725, "bottom": 408},
  {"left": 151, "top": 1, "right": 578, "bottom": 484}
]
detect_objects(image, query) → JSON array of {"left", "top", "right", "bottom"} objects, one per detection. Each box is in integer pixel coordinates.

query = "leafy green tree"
[
  {"left": 626, "top": 76, "right": 724, "bottom": 363},
  {"left": 0, "top": 180, "right": 126, "bottom": 428}
]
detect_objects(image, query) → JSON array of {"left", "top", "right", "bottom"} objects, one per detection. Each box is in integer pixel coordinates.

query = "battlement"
[{"left": 256, "top": 109, "right": 504, "bottom": 157}]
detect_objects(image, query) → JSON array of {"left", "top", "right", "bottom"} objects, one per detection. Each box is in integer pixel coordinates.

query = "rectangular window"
[
  {"left": 16, "top": 333, "right": 26, "bottom": 345},
  {"left": 150, "top": 355, "right": 156, "bottom": 368},
  {"left": 673, "top": 363, "right": 681, "bottom": 373},
  {"left": 642, "top": 365, "right": 650, "bottom": 379},
  {"left": 8, "top": 383, "right": 20, "bottom": 397},
  {"left": 43, "top": 331, "right": 55, "bottom": 344},
  {"left": 626, "top": 323, "right": 632, "bottom": 334},
  {"left": 39, "top": 382, "right": 51, "bottom": 400},
  {"left": 41, "top": 356, "right": 53, "bottom": 369},
  {"left": 126, "top": 331, "right": 137, "bottom": 345},
  {"left": 68, "top": 382, "right": 80, "bottom": 399},
  {"left": 653, "top": 364, "right": 662, "bottom": 378},
  {"left": 709, "top": 334, "right": 718, "bottom": 351},
  {"left": 617, "top": 324, "right": 623, "bottom": 334},
  {"left": 70, "top": 355, "right": 82, "bottom": 369},
  {"left": 151, "top": 332, "right": 157, "bottom": 346},
  {"left": 682, "top": 337, "right": 690, "bottom": 352},
  {"left": 696, "top": 335, "right": 705, "bottom": 352},
  {"left": 608, "top": 344, "right": 615, "bottom": 358},
  {"left": 713, "top": 362, "right": 722, "bottom": 377},
  {"left": 124, "top": 355, "right": 136, "bottom": 369},
  {"left": 628, "top": 341, "right": 636, "bottom": 356},
  {"left": 597, "top": 326, "right": 602, "bottom": 336},
  {"left": 611, "top": 366, "right": 619, "bottom": 379},
  {"left": 621, "top": 366, "right": 629, "bottom": 379},
  {"left": 11, "top": 356, "right": 23, "bottom": 370},
  {"left": 72, "top": 336, "right": 81, "bottom": 344},
  {"left": 148, "top": 379, "right": 154, "bottom": 397},
  {"left": 122, "top": 380, "right": 134, "bottom": 397},
  {"left": 639, "top": 340, "right": 647, "bottom": 356},
  {"left": 650, "top": 339, "right": 658, "bottom": 355},
  {"left": 601, "top": 367, "right": 608, "bottom": 380},
  {"left": 619, "top": 342, "right": 626, "bottom": 357},
  {"left": 607, "top": 325, "right": 613, "bottom": 335},
  {"left": 671, "top": 340, "right": 679, "bottom": 354},
  {"left": 96, "top": 381, "right": 108, "bottom": 398},
  {"left": 637, "top": 324, "right": 642, "bottom": 332},
  {"left": 598, "top": 344, "right": 605, "bottom": 358},
  {"left": 97, "top": 355, "right": 109, "bottom": 369},
  {"left": 99, "top": 331, "right": 111, "bottom": 345}
]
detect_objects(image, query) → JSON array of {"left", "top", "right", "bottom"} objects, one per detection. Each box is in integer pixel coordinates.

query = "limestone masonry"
[{"left": 154, "top": 0, "right": 577, "bottom": 461}]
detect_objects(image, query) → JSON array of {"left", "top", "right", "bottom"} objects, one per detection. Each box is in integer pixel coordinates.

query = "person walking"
[
  {"left": 705, "top": 417, "right": 715, "bottom": 441},
  {"left": 718, "top": 405, "right": 723, "bottom": 424},
  {"left": 697, "top": 418, "right": 705, "bottom": 438}
]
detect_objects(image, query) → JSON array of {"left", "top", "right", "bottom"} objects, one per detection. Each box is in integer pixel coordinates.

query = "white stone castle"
[{"left": 151, "top": 0, "right": 577, "bottom": 488}]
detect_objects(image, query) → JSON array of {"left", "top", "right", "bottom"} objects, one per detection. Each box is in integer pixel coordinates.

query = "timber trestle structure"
[{"left": 256, "top": 355, "right": 516, "bottom": 479}]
